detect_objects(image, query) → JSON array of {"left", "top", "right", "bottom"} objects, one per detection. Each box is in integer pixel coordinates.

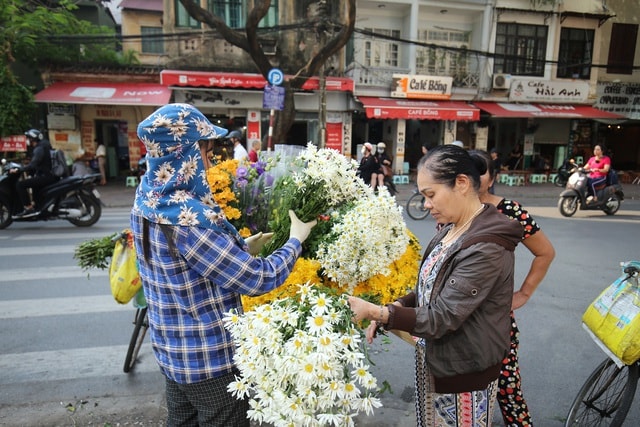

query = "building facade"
[{"left": 32, "top": 0, "right": 640, "bottom": 178}]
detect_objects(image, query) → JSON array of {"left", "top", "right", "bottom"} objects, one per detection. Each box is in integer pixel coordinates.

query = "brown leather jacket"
[{"left": 387, "top": 204, "right": 523, "bottom": 393}]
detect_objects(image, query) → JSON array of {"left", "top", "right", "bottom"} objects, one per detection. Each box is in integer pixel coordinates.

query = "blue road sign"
[
  {"left": 263, "top": 84, "right": 285, "bottom": 110},
  {"left": 267, "top": 68, "right": 284, "bottom": 86}
]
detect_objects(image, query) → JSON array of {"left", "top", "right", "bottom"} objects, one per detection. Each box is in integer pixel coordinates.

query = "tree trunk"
[{"left": 273, "top": 80, "right": 296, "bottom": 145}]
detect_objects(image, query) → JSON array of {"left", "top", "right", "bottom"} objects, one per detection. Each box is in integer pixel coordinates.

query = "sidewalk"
[{"left": 98, "top": 176, "right": 640, "bottom": 209}]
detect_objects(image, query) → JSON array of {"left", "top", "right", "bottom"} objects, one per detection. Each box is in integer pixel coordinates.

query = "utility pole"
[{"left": 317, "top": 0, "right": 328, "bottom": 148}]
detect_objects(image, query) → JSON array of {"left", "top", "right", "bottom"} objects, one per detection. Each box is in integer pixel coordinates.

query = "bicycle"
[
  {"left": 565, "top": 262, "right": 640, "bottom": 426},
  {"left": 123, "top": 288, "right": 149, "bottom": 373},
  {"left": 405, "top": 187, "right": 430, "bottom": 220}
]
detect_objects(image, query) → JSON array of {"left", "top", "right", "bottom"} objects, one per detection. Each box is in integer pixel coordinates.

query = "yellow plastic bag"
[
  {"left": 582, "top": 261, "right": 640, "bottom": 365},
  {"left": 109, "top": 230, "right": 142, "bottom": 304}
]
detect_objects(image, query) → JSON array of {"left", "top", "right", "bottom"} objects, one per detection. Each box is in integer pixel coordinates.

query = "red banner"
[
  {"left": 0, "top": 135, "right": 27, "bottom": 152},
  {"left": 161, "top": 70, "right": 354, "bottom": 92},
  {"left": 326, "top": 122, "right": 343, "bottom": 152}
]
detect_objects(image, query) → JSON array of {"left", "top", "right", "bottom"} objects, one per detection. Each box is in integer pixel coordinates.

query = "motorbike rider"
[
  {"left": 11, "top": 129, "right": 59, "bottom": 218},
  {"left": 584, "top": 144, "right": 611, "bottom": 204}
]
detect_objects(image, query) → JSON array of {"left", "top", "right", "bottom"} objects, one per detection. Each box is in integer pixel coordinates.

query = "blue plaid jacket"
[{"left": 131, "top": 212, "right": 301, "bottom": 384}]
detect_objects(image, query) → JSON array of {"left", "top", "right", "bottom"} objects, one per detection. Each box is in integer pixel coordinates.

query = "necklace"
[{"left": 441, "top": 204, "right": 484, "bottom": 246}]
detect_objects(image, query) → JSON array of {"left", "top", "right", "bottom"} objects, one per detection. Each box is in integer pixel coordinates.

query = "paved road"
[{"left": 1, "top": 178, "right": 640, "bottom": 426}]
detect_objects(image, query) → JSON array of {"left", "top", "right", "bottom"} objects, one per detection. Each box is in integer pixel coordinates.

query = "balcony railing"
[
  {"left": 346, "top": 49, "right": 481, "bottom": 90},
  {"left": 345, "top": 66, "right": 410, "bottom": 88}
]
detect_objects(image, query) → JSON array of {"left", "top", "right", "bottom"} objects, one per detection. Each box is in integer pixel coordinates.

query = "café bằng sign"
[{"left": 391, "top": 74, "right": 453, "bottom": 100}]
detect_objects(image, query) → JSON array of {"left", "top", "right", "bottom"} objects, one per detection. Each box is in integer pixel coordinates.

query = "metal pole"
[{"left": 267, "top": 109, "right": 275, "bottom": 151}]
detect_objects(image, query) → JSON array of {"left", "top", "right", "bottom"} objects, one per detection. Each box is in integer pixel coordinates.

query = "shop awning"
[
  {"left": 358, "top": 97, "right": 480, "bottom": 121},
  {"left": 160, "top": 70, "right": 354, "bottom": 92},
  {"left": 473, "top": 102, "right": 625, "bottom": 119},
  {"left": 34, "top": 82, "right": 172, "bottom": 106}
]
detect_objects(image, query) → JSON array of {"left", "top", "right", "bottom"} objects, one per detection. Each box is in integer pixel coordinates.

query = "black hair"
[
  {"left": 417, "top": 145, "right": 481, "bottom": 191},
  {"left": 469, "top": 149, "right": 495, "bottom": 179}
]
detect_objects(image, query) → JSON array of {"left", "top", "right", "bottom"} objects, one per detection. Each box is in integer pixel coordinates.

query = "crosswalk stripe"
[
  {"left": 0, "top": 245, "right": 79, "bottom": 256},
  {"left": 1, "top": 345, "right": 158, "bottom": 383},
  {"left": 0, "top": 295, "right": 131, "bottom": 319},
  {"left": 0, "top": 266, "right": 107, "bottom": 282},
  {"left": 14, "top": 232, "right": 119, "bottom": 241}
]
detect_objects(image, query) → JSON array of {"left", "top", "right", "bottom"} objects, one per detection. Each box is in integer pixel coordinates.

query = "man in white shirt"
[{"left": 226, "top": 130, "right": 248, "bottom": 160}]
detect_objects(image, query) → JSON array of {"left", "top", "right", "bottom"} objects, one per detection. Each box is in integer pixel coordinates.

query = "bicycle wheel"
[
  {"left": 406, "top": 192, "right": 430, "bottom": 220},
  {"left": 123, "top": 307, "right": 149, "bottom": 373},
  {"left": 565, "top": 358, "right": 639, "bottom": 427}
]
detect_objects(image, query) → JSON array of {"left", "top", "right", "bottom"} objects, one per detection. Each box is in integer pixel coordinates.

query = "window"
[
  {"left": 363, "top": 28, "right": 400, "bottom": 67},
  {"left": 557, "top": 28, "right": 593, "bottom": 79},
  {"left": 416, "top": 29, "right": 470, "bottom": 75},
  {"left": 208, "top": 0, "right": 244, "bottom": 28},
  {"left": 495, "top": 23, "right": 548, "bottom": 76},
  {"left": 175, "top": 0, "right": 200, "bottom": 28},
  {"left": 607, "top": 23, "right": 638, "bottom": 74},
  {"left": 141, "top": 27, "right": 164, "bottom": 54}
]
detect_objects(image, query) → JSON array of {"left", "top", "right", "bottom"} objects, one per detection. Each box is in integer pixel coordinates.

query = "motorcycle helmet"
[
  {"left": 25, "top": 129, "right": 43, "bottom": 141},
  {"left": 377, "top": 142, "right": 386, "bottom": 149}
]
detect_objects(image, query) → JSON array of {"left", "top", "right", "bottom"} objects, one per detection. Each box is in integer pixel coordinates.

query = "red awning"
[
  {"left": 34, "top": 82, "right": 172, "bottom": 106},
  {"left": 473, "top": 102, "right": 625, "bottom": 119},
  {"left": 358, "top": 97, "right": 480, "bottom": 121},
  {"left": 160, "top": 70, "right": 354, "bottom": 92}
]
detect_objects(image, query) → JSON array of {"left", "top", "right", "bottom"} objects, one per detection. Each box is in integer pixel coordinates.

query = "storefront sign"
[
  {"left": 509, "top": 79, "right": 589, "bottom": 103},
  {"left": 47, "top": 113, "right": 77, "bottom": 130},
  {"left": 246, "top": 110, "right": 261, "bottom": 143},
  {"left": 391, "top": 74, "right": 452, "bottom": 100},
  {"left": 325, "top": 113, "right": 343, "bottom": 152},
  {"left": 595, "top": 82, "right": 640, "bottom": 120},
  {"left": 0, "top": 135, "right": 27, "bottom": 152}
]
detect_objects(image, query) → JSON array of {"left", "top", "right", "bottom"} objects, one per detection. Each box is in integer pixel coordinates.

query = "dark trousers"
[
  {"left": 165, "top": 372, "right": 249, "bottom": 427},
  {"left": 15, "top": 174, "right": 58, "bottom": 207}
]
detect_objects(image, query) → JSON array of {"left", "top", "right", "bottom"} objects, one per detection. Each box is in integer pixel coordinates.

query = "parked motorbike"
[
  {"left": 557, "top": 165, "right": 624, "bottom": 217},
  {"left": 0, "top": 159, "right": 103, "bottom": 229},
  {"left": 553, "top": 159, "right": 574, "bottom": 187}
]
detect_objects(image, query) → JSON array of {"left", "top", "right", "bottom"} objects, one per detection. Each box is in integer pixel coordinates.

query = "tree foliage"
[
  {"left": 179, "top": 0, "right": 356, "bottom": 146},
  {"left": 0, "top": 0, "right": 121, "bottom": 136}
]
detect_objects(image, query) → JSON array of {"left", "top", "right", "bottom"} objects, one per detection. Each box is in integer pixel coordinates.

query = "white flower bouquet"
[
  {"left": 315, "top": 190, "right": 408, "bottom": 291},
  {"left": 224, "top": 284, "right": 382, "bottom": 426},
  {"left": 260, "top": 143, "right": 370, "bottom": 256}
]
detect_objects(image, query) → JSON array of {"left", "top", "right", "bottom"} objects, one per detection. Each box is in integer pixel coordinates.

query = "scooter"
[
  {"left": 557, "top": 165, "right": 624, "bottom": 217},
  {"left": 553, "top": 159, "right": 574, "bottom": 187},
  {"left": 0, "top": 159, "right": 103, "bottom": 229}
]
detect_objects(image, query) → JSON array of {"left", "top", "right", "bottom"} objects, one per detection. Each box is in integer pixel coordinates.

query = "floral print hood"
[{"left": 133, "top": 104, "right": 243, "bottom": 241}]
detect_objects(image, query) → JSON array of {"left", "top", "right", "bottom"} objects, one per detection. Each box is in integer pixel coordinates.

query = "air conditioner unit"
[{"left": 492, "top": 73, "right": 512, "bottom": 90}]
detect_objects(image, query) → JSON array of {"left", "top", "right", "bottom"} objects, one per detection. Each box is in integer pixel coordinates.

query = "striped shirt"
[{"left": 131, "top": 212, "right": 301, "bottom": 384}]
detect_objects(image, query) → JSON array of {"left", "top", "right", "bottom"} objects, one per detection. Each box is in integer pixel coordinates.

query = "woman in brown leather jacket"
[{"left": 349, "top": 144, "right": 522, "bottom": 426}]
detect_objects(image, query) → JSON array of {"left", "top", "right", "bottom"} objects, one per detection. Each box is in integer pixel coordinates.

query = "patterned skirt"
[{"left": 415, "top": 342, "right": 498, "bottom": 426}]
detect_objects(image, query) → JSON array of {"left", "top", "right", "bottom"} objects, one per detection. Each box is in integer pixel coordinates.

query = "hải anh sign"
[{"left": 509, "top": 79, "right": 589, "bottom": 103}]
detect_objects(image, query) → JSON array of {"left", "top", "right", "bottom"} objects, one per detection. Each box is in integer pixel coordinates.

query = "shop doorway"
[{"left": 95, "top": 120, "right": 128, "bottom": 179}]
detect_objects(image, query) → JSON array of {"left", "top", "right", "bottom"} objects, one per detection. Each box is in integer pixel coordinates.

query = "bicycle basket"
[{"left": 582, "top": 261, "right": 640, "bottom": 365}]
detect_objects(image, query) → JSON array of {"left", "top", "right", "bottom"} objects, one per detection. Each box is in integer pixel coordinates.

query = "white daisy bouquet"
[
  {"left": 260, "top": 143, "right": 370, "bottom": 256},
  {"left": 315, "top": 189, "right": 408, "bottom": 291},
  {"left": 224, "top": 283, "right": 382, "bottom": 427}
]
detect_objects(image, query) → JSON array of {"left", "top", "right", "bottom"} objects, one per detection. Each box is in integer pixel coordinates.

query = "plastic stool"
[
  {"left": 126, "top": 176, "right": 139, "bottom": 187},
  {"left": 529, "top": 174, "right": 546, "bottom": 184},
  {"left": 400, "top": 175, "right": 409, "bottom": 184},
  {"left": 505, "top": 175, "right": 524, "bottom": 186}
]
